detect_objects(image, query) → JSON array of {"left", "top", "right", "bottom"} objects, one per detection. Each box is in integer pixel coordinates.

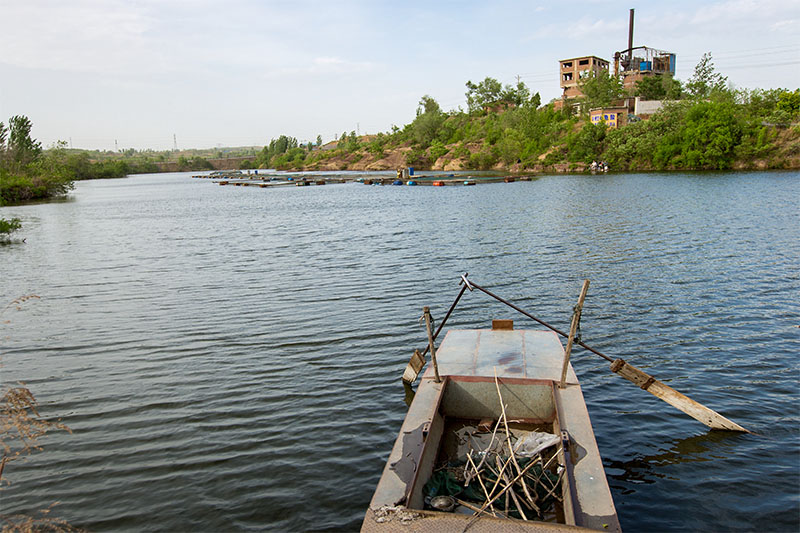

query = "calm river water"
[{"left": 1, "top": 171, "right": 798, "bottom": 531}]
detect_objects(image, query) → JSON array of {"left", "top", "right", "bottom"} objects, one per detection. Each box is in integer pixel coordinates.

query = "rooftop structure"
[{"left": 615, "top": 45, "right": 677, "bottom": 91}]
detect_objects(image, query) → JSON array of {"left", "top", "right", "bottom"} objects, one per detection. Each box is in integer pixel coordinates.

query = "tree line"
[
  {"left": 3, "top": 53, "right": 799, "bottom": 205},
  {"left": 256, "top": 53, "right": 798, "bottom": 172}
]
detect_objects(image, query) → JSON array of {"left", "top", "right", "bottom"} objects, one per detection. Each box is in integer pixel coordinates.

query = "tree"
[
  {"left": 501, "top": 81, "right": 530, "bottom": 107},
  {"left": 777, "top": 89, "right": 800, "bottom": 115},
  {"left": 316, "top": 134, "right": 323, "bottom": 146},
  {"left": 678, "top": 101, "right": 741, "bottom": 168},
  {"left": 465, "top": 77, "right": 503, "bottom": 113},
  {"left": 466, "top": 77, "right": 537, "bottom": 113},
  {"left": 635, "top": 74, "right": 682, "bottom": 101},
  {"left": 409, "top": 95, "right": 444, "bottom": 147},
  {"left": 686, "top": 52, "right": 728, "bottom": 99},
  {"left": 578, "top": 70, "right": 626, "bottom": 109},
  {"left": 0, "top": 122, "right": 7, "bottom": 164},
  {"left": 417, "top": 94, "right": 441, "bottom": 116},
  {"left": 7, "top": 115, "right": 42, "bottom": 167}
]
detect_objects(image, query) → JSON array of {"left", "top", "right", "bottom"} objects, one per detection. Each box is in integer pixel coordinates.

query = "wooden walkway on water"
[{"left": 191, "top": 172, "right": 535, "bottom": 188}]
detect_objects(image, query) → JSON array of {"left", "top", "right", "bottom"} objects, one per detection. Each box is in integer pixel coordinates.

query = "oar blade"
[{"left": 610, "top": 359, "right": 749, "bottom": 433}]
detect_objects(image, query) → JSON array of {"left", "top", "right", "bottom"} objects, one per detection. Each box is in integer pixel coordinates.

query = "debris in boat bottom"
[
  {"left": 423, "top": 422, "right": 563, "bottom": 521},
  {"left": 372, "top": 505, "right": 421, "bottom": 524},
  {"left": 513, "top": 431, "right": 561, "bottom": 458},
  {"left": 430, "top": 495, "right": 456, "bottom": 512}
]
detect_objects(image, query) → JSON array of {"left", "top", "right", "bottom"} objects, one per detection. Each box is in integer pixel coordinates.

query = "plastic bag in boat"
[{"left": 513, "top": 431, "right": 560, "bottom": 457}]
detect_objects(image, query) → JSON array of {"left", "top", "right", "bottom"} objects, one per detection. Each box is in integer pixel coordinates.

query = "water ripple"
[{"left": 1, "top": 171, "right": 798, "bottom": 531}]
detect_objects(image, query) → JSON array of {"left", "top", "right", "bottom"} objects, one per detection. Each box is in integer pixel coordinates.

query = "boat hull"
[{"left": 364, "top": 328, "right": 620, "bottom": 532}]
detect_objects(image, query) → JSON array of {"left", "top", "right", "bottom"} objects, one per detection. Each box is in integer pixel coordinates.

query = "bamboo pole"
[
  {"left": 495, "top": 456, "right": 529, "bottom": 520},
  {"left": 466, "top": 453, "right": 497, "bottom": 515},
  {"left": 464, "top": 457, "right": 542, "bottom": 530},
  {"left": 494, "top": 369, "right": 535, "bottom": 504}
]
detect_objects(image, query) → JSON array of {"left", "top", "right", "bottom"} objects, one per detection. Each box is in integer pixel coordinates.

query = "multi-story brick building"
[{"left": 559, "top": 56, "right": 610, "bottom": 100}]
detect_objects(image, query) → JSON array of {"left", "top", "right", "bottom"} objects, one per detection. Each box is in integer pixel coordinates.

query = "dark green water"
[{"left": 1, "top": 171, "right": 798, "bottom": 531}]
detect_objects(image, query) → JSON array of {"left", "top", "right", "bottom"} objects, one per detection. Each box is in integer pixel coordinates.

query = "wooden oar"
[
  {"left": 462, "top": 275, "right": 750, "bottom": 433},
  {"left": 609, "top": 359, "right": 748, "bottom": 431}
]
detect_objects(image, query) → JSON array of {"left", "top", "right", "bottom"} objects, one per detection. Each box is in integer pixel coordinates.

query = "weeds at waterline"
[{"left": 1, "top": 297, "right": 81, "bottom": 532}]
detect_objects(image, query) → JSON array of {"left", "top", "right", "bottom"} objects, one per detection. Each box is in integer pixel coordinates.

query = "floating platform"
[{"left": 192, "top": 172, "right": 537, "bottom": 188}]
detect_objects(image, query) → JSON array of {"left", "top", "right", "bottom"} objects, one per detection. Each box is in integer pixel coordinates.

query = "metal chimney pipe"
[{"left": 627, "top": 8, "right": 635, "bottom": 67}]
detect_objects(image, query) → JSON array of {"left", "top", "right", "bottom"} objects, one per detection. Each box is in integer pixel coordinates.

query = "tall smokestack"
[{"left": 627, "top": 8, "right": 635, "bottom": 67}]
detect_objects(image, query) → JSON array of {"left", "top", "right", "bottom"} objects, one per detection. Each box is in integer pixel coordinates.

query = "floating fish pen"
[{"left": 210, "top": 173, "right": 540, "bottom": 189}]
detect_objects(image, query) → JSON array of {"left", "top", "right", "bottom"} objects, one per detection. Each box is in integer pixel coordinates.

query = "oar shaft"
[
  {"left": 468, "top": 280, "right": 614, "bottom": 362},
  {"left": 420, "top": 282, "right": 467, "bottom": 358}
]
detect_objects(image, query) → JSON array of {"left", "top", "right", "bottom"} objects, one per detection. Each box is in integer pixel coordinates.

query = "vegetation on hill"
[
  {"left": 254, "top": 53, "right": 799, "bottom": 173},
  {"left": 2, "top": 54, "right": 799, "bottom": 205}
]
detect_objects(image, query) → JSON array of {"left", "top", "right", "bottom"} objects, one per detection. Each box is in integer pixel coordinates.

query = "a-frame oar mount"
[{"left": 457, "top": 274, "right": 750, "bottom": 433}]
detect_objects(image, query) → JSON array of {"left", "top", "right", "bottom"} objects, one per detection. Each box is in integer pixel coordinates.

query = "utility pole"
[
  {"left": 357, "top": 122, "right": 360, "bottom": 135},
  {"left": 115, "top": 139, "right": 118, "bottom": 152},
  {"left": 173, "top": 134, "right": 178, "bottom": 151}
]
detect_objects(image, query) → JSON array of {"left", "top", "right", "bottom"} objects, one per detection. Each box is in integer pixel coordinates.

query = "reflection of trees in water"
[{"left": 604, "top": 431, "right": 742, "bottom": 495}]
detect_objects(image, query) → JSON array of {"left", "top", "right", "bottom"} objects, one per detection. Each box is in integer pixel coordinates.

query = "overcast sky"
[{"left": 1, "top": 0, "right": 798, "bottom": 151}]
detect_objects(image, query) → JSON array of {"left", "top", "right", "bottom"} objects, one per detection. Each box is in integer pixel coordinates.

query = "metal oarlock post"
[
  {"left": 560, "top": 279, "right": 590, "bottom": 389},
  {"left": 423, "top": 306, "right": 441, "bottom": 383}
]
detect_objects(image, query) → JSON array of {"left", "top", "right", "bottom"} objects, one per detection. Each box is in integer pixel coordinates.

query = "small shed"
[{"left": 589, "top": 106, "right": 628, "bottom": 128}]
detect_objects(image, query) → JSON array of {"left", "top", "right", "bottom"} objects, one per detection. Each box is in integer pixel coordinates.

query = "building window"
[
  {"left": 579, "top": 70, "right": 590, "bottom": 79},
  {"left": 563, "top": 73, "right": 573, "bottom": 81},
  {"left": 562, "top": 62, "right": 572, "bottom": 69},
  {"left": 579, "top": 59, "right": 589, "bottom": 66}
]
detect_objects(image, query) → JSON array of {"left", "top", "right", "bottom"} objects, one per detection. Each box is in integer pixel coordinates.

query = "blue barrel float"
[
  {"left": 393, "top": 180, "right": 403, "bottom": 185},
  {"left": 407, "top": 180, "right": 417, "bottom": 186}
]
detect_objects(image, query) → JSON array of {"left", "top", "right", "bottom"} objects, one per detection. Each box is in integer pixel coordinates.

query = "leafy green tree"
[
  {"left": 257, "top": 135, "right": 299, "bottom": 167},
  {"left": 466, "top": 78, "right": 537, "bottom": 113},
  {"left": 578, "top": 70, "right": 626, "bottom": 110},
  {"left": 678, "top": 101, "right": 742, "bottom": 168},
  {"left": 0, "top": 122, "right": 7, "bottom": 164},
  {"left": 465, "top": 77, "right": 503, "bottom": 113},
  {"left": 777, "top": 89, "right": 800, "bottom": 115},
  {"left": 686, "top": 53, "right": 728, "bottom": 99},
  {"left": 316, "top": 134, "right": 323, "bottom": 146},
  {"left": 409, "top": 95, "right": 445, "bottom": 148},
  {"left": 501, "top": 81, "right": 530, "bottom": 107},
  {"left": 567, "top": 122, "right": 607, "bottom": 162},
  {"left": 636, "top": 74, "right": 682, "bottom": 100},
  {"left": 7, "top": 115, "right": 42, "bottom": 167}
]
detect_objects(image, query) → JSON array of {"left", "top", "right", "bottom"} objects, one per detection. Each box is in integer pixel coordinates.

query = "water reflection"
[{"left": 605, "top": 430, "right": 746, "bottom": 494}]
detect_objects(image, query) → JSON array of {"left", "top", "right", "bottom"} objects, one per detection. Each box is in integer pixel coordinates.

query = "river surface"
[{"left": 1, "top": 171, "right": 798, "bottom": 532}]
